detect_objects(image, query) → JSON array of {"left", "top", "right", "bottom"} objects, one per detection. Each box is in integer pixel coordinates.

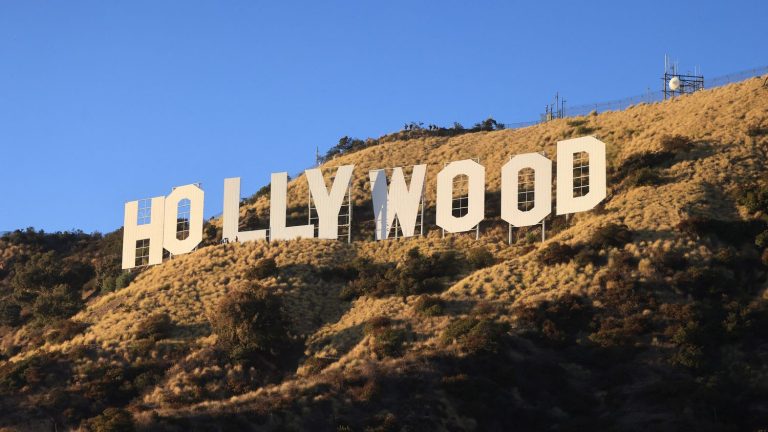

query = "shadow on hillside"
[
  {"left": 273, "top": 263, "right": 359, "bottom": 343},
  {"left": 173, "top": 322, "right": 211, "bottom": 339},
  {"left": 684, "top": 181, "right": 741, "bottom": 220},
  {"left": 305, "top": 323, "right": 366, "bottom": 359},
  {"left": 442, "top": 299, "right": 477, "bottom": 316}
]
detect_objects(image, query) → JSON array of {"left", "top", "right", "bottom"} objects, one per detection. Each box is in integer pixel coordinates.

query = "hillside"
[{"left": 1, "top": 75, "right": 768, "bottom": 431}]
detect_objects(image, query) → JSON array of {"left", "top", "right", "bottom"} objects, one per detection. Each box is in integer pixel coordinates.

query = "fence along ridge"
[{"left": 502, "top": 65, "right": 768, "bottom": 128}]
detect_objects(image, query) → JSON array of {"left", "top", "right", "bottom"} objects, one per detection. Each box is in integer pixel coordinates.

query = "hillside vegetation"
[{"left": 1, "top": 76, "right": 768, "bottom": 431}]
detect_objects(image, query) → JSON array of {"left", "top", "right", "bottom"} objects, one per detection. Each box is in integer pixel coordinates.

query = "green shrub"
[
  {"left": 135, "top": 313, "right": 173, "bottom": 340},
  {"left": 45, "top": 319, "right": 88, "bottom": 344},
  {"left": 303, "top": 355, "right": 334, "bottom": 375},
  {"left": 462, "top": 320, "right": 508, "bottom": 353},
  {"left": 339, "top": 283, "right": 360, "bottom": 301},
  {"left": 669, "top": 343, "right": 704, "bottom": 369},
  {"left": 208, "top": 285, "right": 290, "bottom": 363},
  {"left": 515, "top": 294, "right": 593, "bottom": 342},
  {"left": 364, "top": 317, "right": 406, "bottom": 358},
  {"left": 572, "top": 125, "right": 596, "bottom": 136},
  {"left": 364, "top": 316, "right": 393, "bottom": 335},
  {"left": 573, "top": 246, "right": 602, "bottom": 267},
  {"left": 441, "top": 317, "right": 508, "bottom": 353},
  {"left": 567, "top": 118, "right": 588, "bottom": 127},
  {"left": 589, "top": 315, "right": 647, "bottom": 347},
  {"left": 413, "top": 295, "right": 445, "bottom": 316},
  {"left": 318, "top": 265, "right": 359, "bottom": 281},
  {"left": 739, "top": 184, "right": 768, "bottom": 213},
  {"left": 537, "top": 242, "right": 577, "bottom": 265},
  {"left": 650, "top": 248, "right": 687, "bottom": 272},
  {"left": 82, "top": 408, "right": 135, "bottom": 432},
  {"left": 746, "top": 124, "right": 768, "bottom": 137},
  {"left": 660, "top": 134, "right": 693, "bottom": 152},
  {"left": 590, "top": 223, "right": 633, "bottom": 248},
  {"left": 442, "top": 317, "right": 478, "bottom": 345},
  {"left": 114, "top": 272, "right": 134, "bottom": 290},
  {"left": 613, "top": 151, "right": 675, "bottom": 183},
  {"left": 372, "top": 327, "right": 406, "bottom": 358},
  {"left": 625, "top": 167, "right": 664, "bottom": 187},
  {"left": 245, "top": 258, "right": 278, "bottom": 280},
  {"left": 0, "top": 301, "right": 22, "bottom": 326},
  {"left": 100, "top": 275, "right": 116, "bottom": 294},
  {"left": 341, "top": 249, "right": 460, "bottom": 300},
  {"left": 676, "top": 217, "right": 761, "bottom": 245},
  {"left": 525, "top": 231, "right": 539, "bottom": 244},
  {"left": 32, "top": 283, "right": 82, "bottom": 322},
  {"left": 402, "top": 247, "right": 461, "bottom": 281},
  {"left": 466, "top": 246, "right": 495, "bottom": 269}
]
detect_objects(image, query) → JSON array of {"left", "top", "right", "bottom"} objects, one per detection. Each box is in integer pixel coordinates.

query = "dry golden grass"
[{"left": 7, "top": 75, "right": 768, "bottom": 420}]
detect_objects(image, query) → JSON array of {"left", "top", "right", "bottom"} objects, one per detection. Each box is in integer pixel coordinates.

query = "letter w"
[{"left": 369, "top": 165, "right": 426, "bottom": 240}]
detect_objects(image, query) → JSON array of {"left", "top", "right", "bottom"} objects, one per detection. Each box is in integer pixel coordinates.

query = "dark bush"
[
  {"left": 672, "top": 265, "right": 735, "bottom": 299},
  {"left": 538, "top": 242, "right": 577, "bottom": 265},
  {"left": 364, "top": 316, "right": 393, "bottom": 335},
  {"left": 401, "top": 247, "right": 461, "bottom": 282},
  {"left": 442, "top": 317, "right": 478, "bottom": 345},
  {"left": 738, "top": 184, "right": 768, "bottom": 213},
  {"left": 676, "top": 217, "right": 763, "bottom": 245},
  {"left": 625, "top": 167, "right": 664, "bottom": 187},
  {"left": 364, "top": 317, "right": 406, "bottom": 358},
  {"left": 135, "top": 313, "right": 173, "bottom": 340},
  {"left": 462, "top": 320, "right": 509, "bottom": 354},
  {"left": 466, "top": 246, "right": 495, "bottom": 269},
  {"left": 245, "top": 258, "right": 278, "bottom": 280},
  {"left": 650, "top": 248, "right": 687, "bottom": 272},
  {"left": 32, "top": 284, "right": 82, "bottom": 322},
  {"left": 660, "top": 134, "right": 693, "bottom": 152},
  {"left": 413, "top": 295, "right": 445, "bottom": 316},
  {"left": 590, "top": 223, "right": 633, "bottom": 249},
  {"left": 114, "top": 272, "right": 134, "bottom": 290},
  {"left": 45, "top": 319, "right": 88, "bottom": 344},
  {"left": 318, "top": 265, "right": 359, "bottom": 282},
  {"left": 339, "top": 284, "right": 359, "bottom": 301},
  {"left": 613, "top": 151, "right": 675, "bottom": 182},
  {"left": 589, "top": 315, "right": 647, "bottom": 347},
  {"left": 208, "top": 285, "right": 290, "bottom": 363},
  {"left": 515, "top": 294, "right": 593, "bottom": 342},
  {"left": 441, "top": 317, "right": 508, "bottom": 353},
  {"left": 341, "top": 249, "right": 461, "bottom": 300},
  {"left": 303, "top": 355, "right": 334, "bottom": 375},
  {"left": 0, "top": 301, "right": 22, "bottom": 326},
  {"left": 746, "top": 124, "right": 768, "bottom": 137},
  {"left": 397, "top": 276, "right": 443, "bottom": 298},
  {"left": 82, "top": 408, "right": 135, "bottom": 432},
  {"left": 573, "top": 246, "right": 602, "bottom": 267}
]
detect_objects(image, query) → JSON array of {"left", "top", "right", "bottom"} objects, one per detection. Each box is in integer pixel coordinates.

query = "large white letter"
[
  {"left": 306, "top": 165, "right": 354, "bottom": 240},
  {"left": 501, "top": 153, "right": 552, "bottom": 227},
  {"left": 163, "top": 184, "right": 204, "bottom": 256},
  {"left": 269, "top": 172, "right": 314, "bottom": 240},
  {"left": 122, "top": 196, "right": 165, "bottom": 269},
  {"left": 223, "top": 178, "right": 268, "bottom": 243},
  {"left": 556, "top": 136, "right": 607, "bottom": 215},
  {"left": 369, "top": 165, "right": 426, "bottom": 240},
  {"left": 436, "top": 159, "right": 485, "bottom": 233}
]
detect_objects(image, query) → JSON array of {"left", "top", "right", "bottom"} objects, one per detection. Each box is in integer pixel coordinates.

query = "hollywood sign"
[{"left": 122, "top": 136, "right": 607, "bottom": 269}]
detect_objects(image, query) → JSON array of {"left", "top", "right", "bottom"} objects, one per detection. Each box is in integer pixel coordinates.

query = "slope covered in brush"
[{"left": 1, "top": 76, "right": 768, "bottom": 431}]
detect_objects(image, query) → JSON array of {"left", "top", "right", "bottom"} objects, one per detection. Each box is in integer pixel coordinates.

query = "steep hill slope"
[{"left": 1, "top": 75, "right": 768, "bottom": 431}]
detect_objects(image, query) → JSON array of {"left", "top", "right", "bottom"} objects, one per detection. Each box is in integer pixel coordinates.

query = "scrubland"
[{"left": 1, "top": 76, "right": 768, "bottom": 431}]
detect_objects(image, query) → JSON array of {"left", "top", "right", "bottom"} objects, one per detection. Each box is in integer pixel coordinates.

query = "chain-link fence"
[{"left": 502, "top": 65, "right": 768, "bottom": 128}]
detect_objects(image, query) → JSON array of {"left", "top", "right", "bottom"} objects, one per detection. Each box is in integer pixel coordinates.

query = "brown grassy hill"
[{"left": 2, "top": 75, "right": 768, "bottom": 431}]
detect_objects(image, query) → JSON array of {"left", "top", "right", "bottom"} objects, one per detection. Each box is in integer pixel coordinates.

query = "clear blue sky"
[{"left": 1, "top": 1, "right": 766, "bottom": 233}]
